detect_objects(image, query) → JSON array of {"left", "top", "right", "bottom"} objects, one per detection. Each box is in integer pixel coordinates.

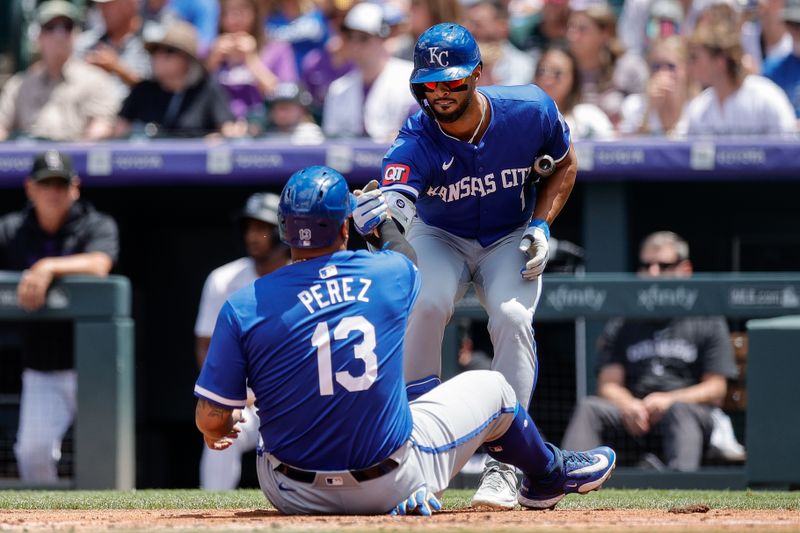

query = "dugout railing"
[
  {"left": 446, "top": 273, "right": 800, "bottom": 490},
  {"left": 0, "top": 273, "right": 134, "bottom": 489}
]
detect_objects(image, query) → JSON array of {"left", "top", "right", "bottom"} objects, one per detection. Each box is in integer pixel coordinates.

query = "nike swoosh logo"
[
  {"left": 278, "top": 482, "right": 297, "bottom": 492},
  {"left": 570, "top": 454, "right": 609, "bottom": 475},
  {"left": 442, "top": 156, "right": 454, "bottom": 170}
]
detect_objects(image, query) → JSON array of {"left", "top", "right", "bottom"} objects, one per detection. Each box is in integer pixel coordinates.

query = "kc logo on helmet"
[
  {"left": 427, "top": 47, "right": 449, "bottom": 67},
  {"left": 382, "top": 164, "right": 410, "bottom": 185}
]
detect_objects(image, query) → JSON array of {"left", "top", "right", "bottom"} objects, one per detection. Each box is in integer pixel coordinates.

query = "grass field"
[{"left": 0, "top": 488, "right": 798, "bottom": 510}]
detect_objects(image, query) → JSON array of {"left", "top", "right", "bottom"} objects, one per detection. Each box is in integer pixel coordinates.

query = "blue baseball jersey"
[
  {"left": 194, "top": 250, "right": 420, "bottom": 471},
  {"left": 381, "top": 84, "right": 571, "bottom": 247}
]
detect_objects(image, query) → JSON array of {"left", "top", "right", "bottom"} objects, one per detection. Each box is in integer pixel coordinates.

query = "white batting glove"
[
  {"left": 389, "top": 487, "right": 442, "bottom": 516},
  {"left": 353, "top": 180, "right": 388, "bottom": 236},
  {"left": 519, "top": 218, "right": 550, "bottom": 281}
]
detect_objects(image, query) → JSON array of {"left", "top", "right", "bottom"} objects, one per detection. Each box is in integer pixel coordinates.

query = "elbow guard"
[{"left": 384, "top": 191, "right": 417, "bottom": 234}]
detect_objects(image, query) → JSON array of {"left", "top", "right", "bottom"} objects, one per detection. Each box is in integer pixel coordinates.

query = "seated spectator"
[
  {"left": 464, "top": 0, "right": 535, "bottom": 86},
  {"left": 264, "top": 0, "right": 329, "bottom": 73},
  {"left": 0, "top": 1, "right": 119, "bottom": 141},
  {"left": 534, "top": 46, "right": 614, "bottom": 139},
  {"left": 265, "top": 82, "right": 324, "bottom": 144},
  {"left": 0, "top": 151, "right": 118, "bottom": 483},
  {"left": 207, "top": 0, "right": 297, "bottom": 130},
  {"left": 115, "top": 21, "right": 239, "bottom": 138},
  {"left": 567, "top": 1, "right": 648, "bottom": 124},
  {"left": 509, "top": 0, "right": 570, "bottom": 53},
  {"left": 142, "top": 0, "right": 178, "bottom": 29},
  {"left": 617, "top": 0, "right": 683, "bottom": 57},
  {"left": 300, "top": 30, "right": 354, "bottom": 111},
  {"left": 680, "top": 21, "right": 797, "bottom": 136},
  {"left": 322, "top": 3, "right": 416, "bottom": 141},
  {"left": 76, "top": 0, "right": 152, "bottom": 100},
  {"left": 391, "top": 0, "right": 462, "bottom": 60},
  {"left": 561, "top": 231, "right": 740, "bottom": 471},
  {"left": 169, "top": 0, "right": 221, "bottom": 56},
  {"left": 764, "top": 0, "right": 800, "bottom": 118},
  {"left": 619, "top": 36, "right": 688, "bottom": 136}
]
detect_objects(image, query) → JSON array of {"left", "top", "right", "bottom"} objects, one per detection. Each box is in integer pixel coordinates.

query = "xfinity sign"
[{"left": 637, "top": 285, "right": 698, "bottom": 311}]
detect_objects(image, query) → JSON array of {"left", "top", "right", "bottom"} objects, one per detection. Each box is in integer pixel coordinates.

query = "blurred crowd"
[{"left": 1, "top": 0, "right": 800, "bottom": 142}]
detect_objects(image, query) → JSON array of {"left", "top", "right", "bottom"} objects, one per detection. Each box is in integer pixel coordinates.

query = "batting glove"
[
  {"left": 353, "top": 180, "right": 388, "bottom": 237},
  {"left": 519, "top": 218, "right": 550, "bottom": 281},
  {"left": 389, "top": 487, "right": 442, "bottom": 517}
]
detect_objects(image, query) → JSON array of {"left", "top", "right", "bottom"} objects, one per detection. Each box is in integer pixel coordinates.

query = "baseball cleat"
[
  {"left": 471, "top": 460, "right": 518, "bottom": 510},
  {"left": 518, "top": 444, "right": 616, "bottom": 510}
]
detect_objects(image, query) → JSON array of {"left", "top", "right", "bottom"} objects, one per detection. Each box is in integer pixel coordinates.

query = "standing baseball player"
[
  {"left": 373, "top": 23, "right": 578, "bottom": 508},
  {"left": 194, "top": 166, "right": 615, "bottom": 515},
  {"left": 194, "top": 192, "right": 289, "bottom": 490}
]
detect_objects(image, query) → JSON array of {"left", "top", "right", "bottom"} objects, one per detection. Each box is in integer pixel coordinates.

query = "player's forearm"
[
  {"left": 531, "top": 145, "right": 577, "bottom": 225},
  {"left": 32, "top": 253, "right": 113, "bottom": 278},
  {"left": 366, "top": 219, "right": 418, "bottom": 264},
  {"left": 195, "top": 399, "right": 235, "bottom": 439},
  {"left": 666, "top": 375, "right": 727, "bottom": 407}
]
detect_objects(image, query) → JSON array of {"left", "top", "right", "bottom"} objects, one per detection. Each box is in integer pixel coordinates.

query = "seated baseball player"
[{"left": 193, "top": 166, "right": 616, "bottom": 515}]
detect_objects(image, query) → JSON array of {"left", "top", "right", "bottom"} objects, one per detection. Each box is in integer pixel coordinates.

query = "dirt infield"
[{"left": 2, "top": 508, "right": 800, "bottom": 532}]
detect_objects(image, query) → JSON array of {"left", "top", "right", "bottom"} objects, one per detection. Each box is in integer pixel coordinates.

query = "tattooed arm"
[{"left": 195, "top": 399, "right": 244, "bottom": 450}]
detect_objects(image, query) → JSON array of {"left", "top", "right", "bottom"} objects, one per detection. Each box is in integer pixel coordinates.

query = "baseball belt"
[{"left": 274, "top": 457, "right": 400, "bottom": 484}]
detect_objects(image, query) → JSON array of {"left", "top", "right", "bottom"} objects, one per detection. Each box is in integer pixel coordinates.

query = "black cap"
[{"left": 30, "top": 150, "right": 75, "bottom": 182}]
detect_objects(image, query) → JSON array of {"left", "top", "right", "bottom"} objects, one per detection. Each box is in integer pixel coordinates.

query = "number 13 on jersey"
[{"left": 311, "top": 316, "right": 378, "bottom": 396}]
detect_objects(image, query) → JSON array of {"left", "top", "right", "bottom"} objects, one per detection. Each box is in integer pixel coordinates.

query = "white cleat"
[{"left": 471, "top": 460, "right": 518, "bottom": 510}]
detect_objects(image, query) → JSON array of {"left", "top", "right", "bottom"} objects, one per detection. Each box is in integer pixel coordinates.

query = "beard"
[{"left": 430, "top": 88, "right": 474, "bottom": 124}]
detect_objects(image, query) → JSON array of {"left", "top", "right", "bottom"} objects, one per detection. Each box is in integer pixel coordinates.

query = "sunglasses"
[
  {"left": 650, "top": 61, "right": 678, "bottom": 73},
  {"left": 535, "top": 66, "right": 564, "bottom": 80},
  {"left": 42, "top": 19, "right": 74, "bottom": 33},
  {"left": 151, "top": 45, "right": 182, "bottom": 56},
  {"left": 639, "top": 259, "right": 682, "bottom": 270},
  {"left": 420, "top": 77, "right": 470, "bottom": 92}
]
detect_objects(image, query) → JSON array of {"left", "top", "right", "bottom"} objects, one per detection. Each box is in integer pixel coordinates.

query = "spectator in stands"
[
  {"left": 0, "top": 1, "right": 119, "bottom": 142},
  {"left": 619, "top": 36, "right": 688, "bottom": 136},
  {"left": 322, "top": 2, "right": 416, "bottom": 141},
  {"left": 535, "top": 46, "right": 614, "bottom": 139},
  {"left": 0, "top": 151, "right": 118, "bottom": 484},
  {"left": 300, "top": 28, "right": 354, "bottom": 112},
  {"left": 207, "top": 0, "right": 297, "bottom": 132},
  {"left": 115, "top": 21, "right": 239, "bottom": 138},
  {"left": 169, "top": 0, "right": 220, "bottom": 56},
  {"left": 464, "top": 0, "right": 535, "bottom": 86},
  {"left": 561, "top": 231, "right": 740, "bottom": 471},
  {"left": 142, "top": 0, "right": 178, "bottom": 29},
  {"left": 764, "top": 0, "right": 800, "bottom": 118},
  {"left": 264, "top": 0, "right": 330, "bottom": 73},
  {"left": 391, "top": 0, "right": 461, "bottom": 60},
  {"left": 741, "top": 0, "right": 792, "bottom": 74},
  {"left": 680, "top": 21, "right": 797, "bottom": 136},
  {"left": 76, "top": 0, "right": 152, "bottom": 100},
  {"left": 265, "top": 82, "right": 324, "bottom": 144},
  {"left": 567, "top": 1, "right": 648, "bottom": 124},
  {"left": 617, "top": 0, "right": 684, "bottom": 57},
  {"left": 195, "top": 192, "right": 289, "bottom": 490},
  {"left": 508, "top": 0, "right": 570, "bottom": 54}
]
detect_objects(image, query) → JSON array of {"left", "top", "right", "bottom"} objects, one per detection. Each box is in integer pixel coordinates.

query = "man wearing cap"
[
  {"left": 0, "top": 151, "right": 119, "bottom": 483},
  {"left": 114, "top": 20, "right": 237, "bottom": 137},
  {"left": 76, "top": 0, "right": 152, "bottom": 100},
  {"left": 764, "top": 0, "right": 800, "bottom": 118},
  {"left": 322, "top": 2, "right": 417, "bottom": 141},
  {"left": 0, "top": 1, "right": 119, "bottom": 141},
  {"left": 265, "top": 82, "right": 324, "bottom": 144},
  {"left": 194, "top": 192, "right": 289, "bottom": 490}
]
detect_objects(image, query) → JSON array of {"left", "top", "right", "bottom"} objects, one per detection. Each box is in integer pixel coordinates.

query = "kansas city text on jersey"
[{"left": 425, "top": 166, "right": 532, "bottom": 203}]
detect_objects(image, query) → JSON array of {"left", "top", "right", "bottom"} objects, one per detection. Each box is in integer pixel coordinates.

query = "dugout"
[{"left": 0, "top": 138, "right": 799, "bottom": 488}]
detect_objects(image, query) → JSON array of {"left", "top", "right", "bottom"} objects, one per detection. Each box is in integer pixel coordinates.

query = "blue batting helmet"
[
  {"left": 278, "top": 166, "right": 357, "bottom": 249},
  {"left": 410, "top": 23, "right": 481, "bottom": 85}
]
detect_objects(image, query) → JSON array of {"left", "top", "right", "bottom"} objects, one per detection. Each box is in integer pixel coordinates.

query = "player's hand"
[
  {"left": 17, "top": 260, "right": 55, "bottom": 312},
  {"left": 353, "top": 180, "right": 388, "bottom": 236},
  {"left": 620, "top": 399, "right": 650, "bottom": 436},
  {"left": 389, "top": 487, "right": 442, "bottom": 516},
  {"left": 519, "top": 219, "right": 550, "bottom": 280},
  {"left": 642, "top": 392, "right": 676, "bottom": 424},
  {"left": 204, "top": 410, "right": 245, "bottom": 450}
]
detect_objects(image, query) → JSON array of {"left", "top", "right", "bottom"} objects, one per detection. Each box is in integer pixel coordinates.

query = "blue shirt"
[
  {"left": 381, "top": 85, "right": 571, "bottom": 247},
  {"left": 764, "top": 52, "right": 800, "bottom": 118},
  {"left": 170, "top": 0, "right": 220, "bottom": 52},
  {"left": 195, "top": 250, "right": 420, "bottom": 471},
  {"left": 266, "top": 9, "right": 329, "bottom": 73}
]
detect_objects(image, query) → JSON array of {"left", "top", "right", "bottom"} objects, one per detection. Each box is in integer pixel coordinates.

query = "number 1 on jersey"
[{"left": 311, "top": 316, "right": 378, "bottom": 396}]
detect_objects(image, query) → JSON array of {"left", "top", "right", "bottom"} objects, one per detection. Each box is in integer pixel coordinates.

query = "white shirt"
[
  {"left": 194, "top": 257, "right": 258, "bottom": 337},
  {"left": 566, "top": 103, "right": 615, "bottom": 140},
  {"left": 680, "top": 75, "right": 798, "bottom": 137},
  {"left": 322, "top": 57, "right": 417, "bottom": 142},
  {"left": 619, "top": 93, "right": 687, "bottom": 136}
]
